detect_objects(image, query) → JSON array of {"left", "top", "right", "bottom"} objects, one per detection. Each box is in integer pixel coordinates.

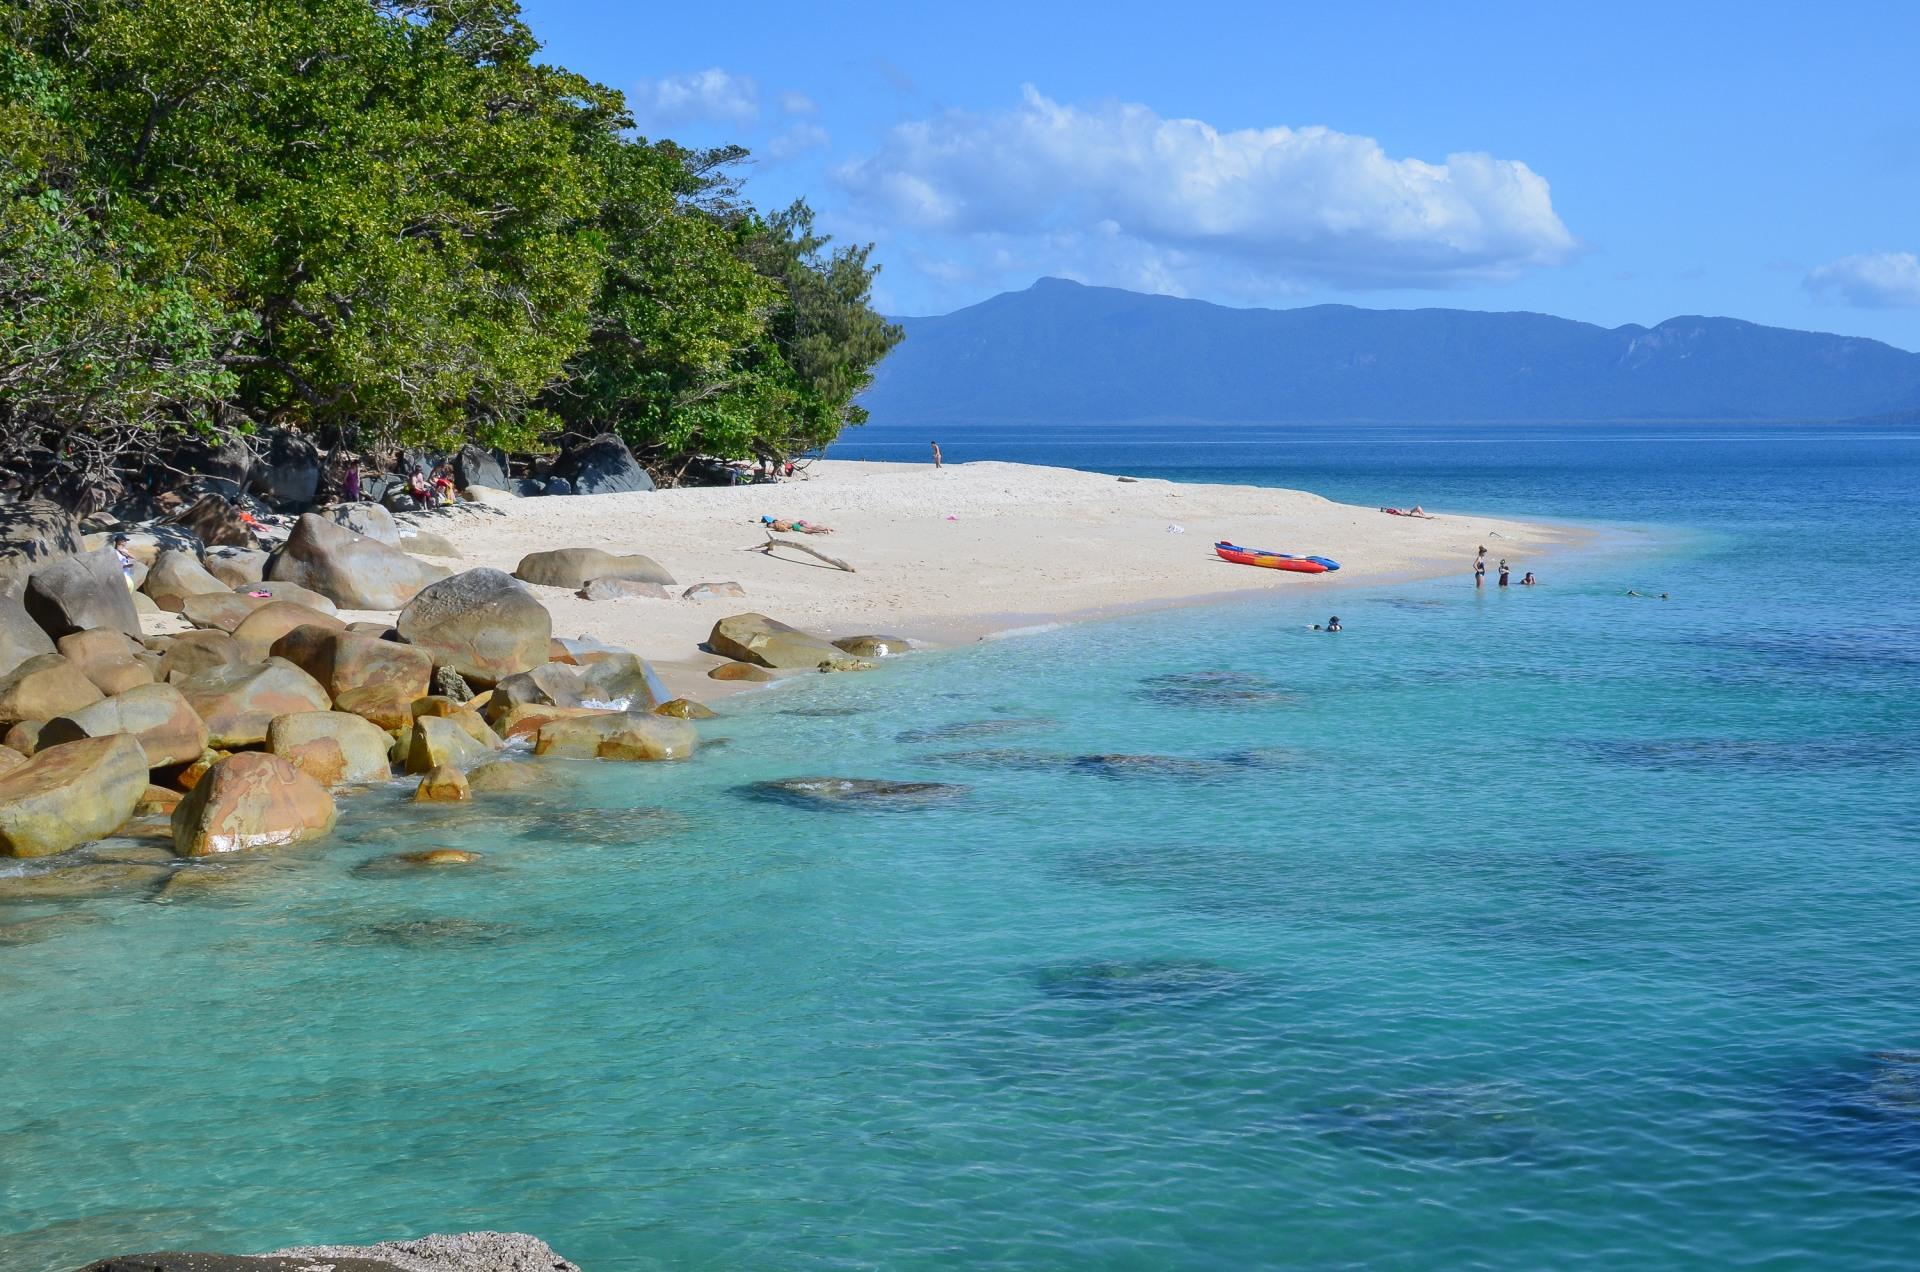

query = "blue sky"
[{"left": 520, "top": 0, "right": 1920, "bottom": 349}]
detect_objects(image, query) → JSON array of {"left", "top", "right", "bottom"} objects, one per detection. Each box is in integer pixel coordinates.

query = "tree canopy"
[{"left": 0, "top": 0, "right": 900, "bottom": 496}]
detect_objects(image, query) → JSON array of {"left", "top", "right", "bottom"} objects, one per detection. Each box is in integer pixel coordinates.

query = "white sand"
[{"left": 399, "top": 460, "right": 1579, "bottom": 698}]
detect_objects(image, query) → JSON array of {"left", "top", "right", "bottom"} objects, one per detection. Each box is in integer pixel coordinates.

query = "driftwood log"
[{"left": 756, "top": 534, "right": 856, "bottom": 573}]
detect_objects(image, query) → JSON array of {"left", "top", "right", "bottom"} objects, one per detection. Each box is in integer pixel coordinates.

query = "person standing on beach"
[
  {"left": 930, "top": 441, "right": 943, "bottom": 468},
  {"left": 342, "top": 461, "right": 361, "bottom": 504},
  {"left": 1499, "top": 559, "right": 1511, "bottom": 588}
]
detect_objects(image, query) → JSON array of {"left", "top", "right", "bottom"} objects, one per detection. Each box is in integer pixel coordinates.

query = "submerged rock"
[
  {"left": 464, "top": 759, "right": 546, "bottom": 793},
  {"left": 354, "top": 848, "right": 487, "bottom": 877},
  {"left": 0, "top": 859, "right": 172, "bottom": 902},
  {"left": 1032, "top": 957, "right": 1248, "bottom": 1006},
  {"left": 743, "top": 776, "right": 969, "bottom": 810},
  {"left": 1135, "top": 670, "right": 1296, "bottom": 709},
  {"left": 1069, "top": 753, "right": 1262, "bottom": 780},
  {"left": 897, "top": 718, "right": 1056, "bottom": 744},
  {"left": 331, "top": 915, "right": 525, "bottom": 949}
]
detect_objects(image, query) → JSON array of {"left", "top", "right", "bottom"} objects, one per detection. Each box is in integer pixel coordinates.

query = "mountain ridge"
[{"left": 859, "top": 278, "right": 1920, "bottom": 425}]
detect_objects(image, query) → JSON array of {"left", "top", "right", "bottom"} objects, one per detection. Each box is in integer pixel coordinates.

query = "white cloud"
[
  {"left": 777, "top": 91, "right": 818, "bottom": 117},
  {"left": 1803, "top": 252, "right": 1920, "bottom": 308},
  {"left": 631, "top": 68, "right": 759, "bottom": 131},
  {"left": 767, "top": 122, "right": 831, "bottom": 162},
  {"left": 834, "top": 86, "right": 1578, "bottom": 290}
]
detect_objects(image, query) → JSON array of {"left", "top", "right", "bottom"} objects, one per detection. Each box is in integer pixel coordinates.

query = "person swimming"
[
  {"left": 1313, "top": 616, "right": 1343, "bottom": 631},
  {"left": 1521, "top": 572, "right": 1537, "bottom": 586}
]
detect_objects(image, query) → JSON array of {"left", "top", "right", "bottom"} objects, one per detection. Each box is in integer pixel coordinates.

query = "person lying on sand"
[
  {"left": 1380, "top": 505, "right": 1434, "bottom": 518},
  {"left": 760, "top": 515, "right": 833, "bottom": 535}
]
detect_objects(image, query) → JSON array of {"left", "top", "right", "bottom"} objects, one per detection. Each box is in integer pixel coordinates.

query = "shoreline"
[{"left": 384, "top": 459, "right": 1593, "bottom": 699}]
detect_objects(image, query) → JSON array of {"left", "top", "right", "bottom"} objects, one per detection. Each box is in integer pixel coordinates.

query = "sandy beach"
[{"left": 389, "top": 460, "right": 1579, "bottom": 697}]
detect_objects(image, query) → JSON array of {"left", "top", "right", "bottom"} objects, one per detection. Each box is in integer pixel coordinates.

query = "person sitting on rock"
[{"left": 110, "top": 534, "right": 137, "bottom": 587}]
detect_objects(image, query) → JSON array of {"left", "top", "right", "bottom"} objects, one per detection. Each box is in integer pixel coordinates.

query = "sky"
[{"left": 518, "top": 0, "right": 1920, "bottom": 349}]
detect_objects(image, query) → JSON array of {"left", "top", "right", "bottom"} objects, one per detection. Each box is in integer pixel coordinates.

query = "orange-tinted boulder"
[
  {"left": 174, "top": 658, "right": 332, "bottom": 748},
  {"left": 170, "top": 751, "right": 337, "bottom": 856},
  {"left": 0, "top": 734, "right": 148, "bottom": 857}
]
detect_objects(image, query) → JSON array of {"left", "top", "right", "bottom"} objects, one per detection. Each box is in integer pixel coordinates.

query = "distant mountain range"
[{"left": 859, "top": 278, "right": 1920, "bottom": 425}]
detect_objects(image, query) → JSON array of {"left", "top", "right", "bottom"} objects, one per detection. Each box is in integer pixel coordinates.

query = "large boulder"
[
  {"left": 180, "top": 589, "right": 267, "bottom": 633},
  {"left": 204, "top": 546, "right": 269, "bottom": 587},
  {"left": 398, "top": 529, "right": 461, "bottom": 560},
  {"left": 56, "top": 628, "right": 153, "bottom": 695},
  {"left": 175, "top": 431, "right": 255, "bottom": 500},
  {"left": 513, "top": 547, "right": 674, "bottom": 590},
  {"left": 170, "top": 750, "right": 336, "bottom": 856},
  {"left": 143, "top": 548, "right": 230, "bottom": 612},
  {"left": 487, "top": 653, "right": 665, "bottom": 721},
  {"left": 266, "top": 710, "right": 394, "bottom": 786},
  {"left": 554, "top": 432, "right": 654, "bottom": 495},
  {"left": 405, "top": 713, "right": 496, "bottom": 772},
  {"left": 581, "top": 578, "right": 671, "bottom": 601},
  {"left": 531, "top": 712, "right": 696, "bottom": 761},
  {"left": 241, "top": 580, "right": 339, "bottom": 614},
  {"left": 169, "top": 492, "right": 258, "bottom": 549},
  {"left": 0, "top": 497, "right": 83, "bottom": 598},
  {"left": 333, "top": 682, "right": 418, "bottom": 731},
  {"left": 158, "top": 629, "right": 246, "bottom": 681},
  {"left": 322, "top": 500, "right": 400, "bottom": 545},
  {"left": 0, "top": 595, "right": 56, "bottom": 677},
  {"left": 175, "top": 657, "right": 332, "bottom": 748},
  {"left": 395, "top": 568, "right": 551, "bottom": 687},
  {"left": 23, "top": 548, "right": 141, "bottom": 639},
  {"left": 0, "top": 653, "right": 104, "bottom": 724},
  {"left": 0, "top": 734, "right": 148, "bottom": 857},
  {"left": 707, "top": 612, "right": 848, "bottom": 670},
  {"left": 834, "top": 635, "right": 912, "bottom": 659},
  {"left": 39, "top": 682, "right": 209, "bottom": 768},
  {"left": 453, "top": 443, "right": 508, "bottom": 491},
  {"left": 253, "top": 426, "right": 322, "bottom": 508},
  {"left": 232, "top": 600, "right": 346, "bottom": 661},
  {"left": 268, "top": 514, "right": 451, "bottom": 610},
  {"left": 270, "top": 624, "right": 433, "bottom": 700}
]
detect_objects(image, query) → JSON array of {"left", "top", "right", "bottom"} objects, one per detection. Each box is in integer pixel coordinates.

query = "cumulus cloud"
[
  {"left": 834, "top": 86, "right": 1577, "bottom": 290},
  {"left": 1803, "top": 252, "right": 1920, "bottom": 308},
  {"left": 767, "top": 121, "right": 831, "bottom": 162},
  {"left": 777, "top": 91, "right": 818, "bottom": 117},
  {"left": 631, "top": 68, "right": 759, "bottom": 131}
]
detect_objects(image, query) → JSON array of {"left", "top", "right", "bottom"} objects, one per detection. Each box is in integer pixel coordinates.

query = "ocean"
[{"left": 4, "top": 422, "right": 1919, "bottom": 1270}]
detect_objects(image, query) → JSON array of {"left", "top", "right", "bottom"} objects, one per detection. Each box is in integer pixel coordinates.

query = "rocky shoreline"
[{"left": 0, "top": 490, "right": 895, "bottom": 910}]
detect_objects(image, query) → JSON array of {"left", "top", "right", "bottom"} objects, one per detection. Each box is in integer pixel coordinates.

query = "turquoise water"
[{"left": 5, "top": 424, "right": 1920, "bottom": 1270}]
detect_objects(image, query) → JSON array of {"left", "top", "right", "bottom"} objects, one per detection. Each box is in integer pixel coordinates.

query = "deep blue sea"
[{"left": 4, "top": 422, "right": 1920, "bottom": 1270}]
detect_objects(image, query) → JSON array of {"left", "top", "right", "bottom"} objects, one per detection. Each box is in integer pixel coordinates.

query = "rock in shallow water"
[
  {"left": 742, "top": 776, "right": 969, "bottom": 810},
  {"left": 77, "top": 1230, "right": 580, "bottom": 1272}
]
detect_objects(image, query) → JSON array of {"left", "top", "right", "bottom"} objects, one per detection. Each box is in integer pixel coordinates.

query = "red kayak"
[{"left": 1215, "top": 543, "right": 1329, "bottom": 574}]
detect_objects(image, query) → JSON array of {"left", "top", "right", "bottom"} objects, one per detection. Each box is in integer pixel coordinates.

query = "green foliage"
[{"left": 0, "top": 0, "right": 901, "bottom": 492}]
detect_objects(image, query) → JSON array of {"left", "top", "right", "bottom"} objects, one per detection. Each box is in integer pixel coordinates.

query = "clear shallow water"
[{"left": 5, "top": 423, "right": 1920, "bottom": 1270}]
